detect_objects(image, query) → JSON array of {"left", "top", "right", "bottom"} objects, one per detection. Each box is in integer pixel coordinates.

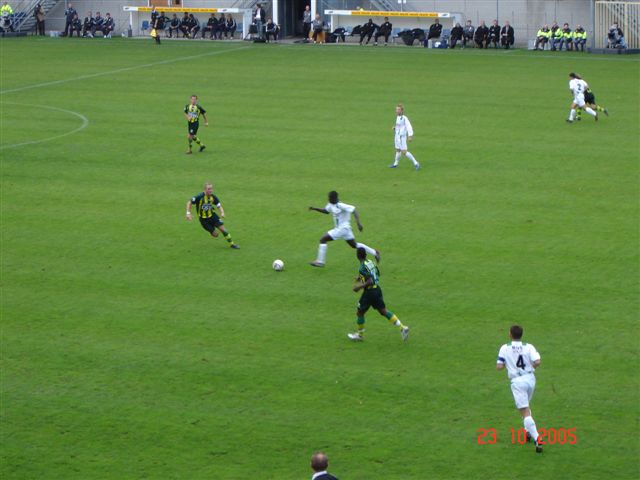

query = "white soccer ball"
[{"left": 272, "top": 259, "right": 284, "bottom": 271}]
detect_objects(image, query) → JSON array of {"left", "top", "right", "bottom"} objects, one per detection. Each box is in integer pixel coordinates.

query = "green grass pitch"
[{"left": 1, "top": 37, "right": 639, "bottom": 479}]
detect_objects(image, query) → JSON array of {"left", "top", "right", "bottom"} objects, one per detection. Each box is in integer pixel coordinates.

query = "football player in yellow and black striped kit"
[
  {"left": 184, "top": 95, "right": 208, "bottom": 154},
  {"left": 186, "top": 182, "right": 240, "bottom": 249}
]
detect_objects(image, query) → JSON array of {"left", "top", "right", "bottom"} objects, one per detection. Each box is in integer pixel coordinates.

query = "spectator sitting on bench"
[
  {"left": 462, "top": 20, "right": 474, "bottom": 48},
  {"left": 449, "top": 22, "right": 463, "bottom": 48},
  {"left": 71, "top": 13, "right": 82, "bottom": 36},
  {"left": 82, "top": 11, "right": 93, "bottom": 37},
  {"left": 202, "top": 13, "right": 216, "bottom": 39},
  {"left": 474, "top": 20, "right": 488, "bottom": 48},
  {"left": 534, "top": 24, "right": 550, "bottom": 50},
  {"left": 573, "top": 25, "right": 586, "bottom": 52},
  {"left": 265, "top": 17, "right": 279, "bottom": 42},
  {"left": 550, "top": 22, "right": 562, "bottom": 50},
  {"left": 374, "top": 17, "right": 392, "bottom": 46},
  {"left": 215, "top": 13, "right": 226, "bottom": 39},
  {"left": 427, "top": 18, "right": 443, "bottom": 47},
  {"left": 168, "top": 13, "right": 179, "bottom": 37},
  {"left": 102, "top": 13, "right": 114, "bottom": 38},
  {"left": 312, "top": 13, "right": 325, "bottom": 44},
  {"left": 188, "top": 14, "right": 200, "bottom": 39},
  {"left": 179, "top": 12, "right": 191, "bottom": 37},
  {"left": 359, "top": 18, "right": 377, "bottom": 45},
  {"left": 91, "top": 11, "right": 103, "bottom": 36},
  {"left": 488, "top": 19, "right": 500, "bottom": 48},
  {"left": 607, "top": 23, "right": 626, "bottom": 48},
  {"left": 559, "top": 23, "right": 572, "bottom": 51},
  {"left": 500, "top": 20, "right": 514, "bottom": 49},
  {"left": 225, "top": 14, "right": 236, "bottom": 39}
]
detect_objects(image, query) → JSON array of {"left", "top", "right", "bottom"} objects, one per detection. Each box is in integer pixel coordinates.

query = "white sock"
[
  {"left": 316, "top": 244, "right": 327, "bottom": 263},
  {"left": 569, "top": 109, "right": 576, "bottom": 121},
  {"left": 523, "top": 415, "right": 539, "bottom": 442},
  {"left": 405, "top": 151, "right": 418, "bottom": 166},
  {"left": 585, "top": 107, "right": 597, "bottom": 117},
  {"left": 393, "top": 152, "right": 401, "bottom": 166},
  {"left": 356, "top": 242, "right": 376, "bottom": 256}
]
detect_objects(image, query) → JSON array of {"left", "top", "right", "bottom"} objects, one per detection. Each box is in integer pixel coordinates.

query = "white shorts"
[
  {"left": 510, "top": 374, "right": 536, "bottom": 409},
  {"left": 395, "top": 134, "right": 407, "bottom": 151},
  {"left": 327, "top": 226, "right": 355, "bottom": 241},
  {"left": 573, "top": 94, "right": 585, "bottom": 107}
]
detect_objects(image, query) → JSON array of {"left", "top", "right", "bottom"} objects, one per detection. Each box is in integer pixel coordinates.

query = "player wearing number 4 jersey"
[{"left": 496, "top": 325, "right": 543, "bottom": 453}]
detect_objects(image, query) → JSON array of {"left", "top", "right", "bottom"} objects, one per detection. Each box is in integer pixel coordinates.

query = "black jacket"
[
  {"left": 488, "top": 24, "right": 501, "bottom": 40},
  {"left": 428, "top": 22, "right": 442, "bottom": 39},
  {"left": 450, "top": 25, "right": 463, "bottom": 40},
  {"left": 378, "top": 21, "right": 392, "bottom": 34},
  {"left": 313, "top": 474, "right": 339, "bottom": 480},
  {"left": 474, "top": 25, "right": 488, "bottom": 41},
  {"left": 501, "top": 25, "right": 514, "bottom": 42}
]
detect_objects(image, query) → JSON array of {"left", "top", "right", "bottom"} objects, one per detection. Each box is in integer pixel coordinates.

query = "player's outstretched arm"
[
  {"left": 353, "top": 210, "right": 363, "bottom": 231},
  {"left": 185, "top": 200, "right": 193, "bottom": 220},
  {"left": 308, "top": 207, "right": 328, "bottom": 214},
  {"left": 203, "top": 113, "right": 209, "bottom": 126},
  {"left": 218, "top": 204, "right": 225, "bottom": 218}
]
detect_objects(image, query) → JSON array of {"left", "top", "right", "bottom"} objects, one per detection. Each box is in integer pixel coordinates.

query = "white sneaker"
[
  {"left": 401, "top": 326, "right": 410, "bottom": 341},
  {"left": 348, "top": 332, "right": 363, "bottom": 341}
]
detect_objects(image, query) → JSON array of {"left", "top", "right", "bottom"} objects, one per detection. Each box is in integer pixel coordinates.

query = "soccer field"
[{"left": 1, "top": 37, "right": 639, "bottom": 479}]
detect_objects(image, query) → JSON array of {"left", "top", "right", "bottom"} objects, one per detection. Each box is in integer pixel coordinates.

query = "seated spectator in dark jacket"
[
  {"left": 500, "top": 20, "right": 514, "bottom": 48},
  {"left": 102, "top": 13, "right": 114, "bottom": 37},
  {"left": 225, "top": 14, "right": 236, "bottom": 38},
  {"left": 607, "top": 23, "right": 626, "bottom": 48},
  {"left": 91, "top": 11, "right": 103, "bottom": 36},
  {"left": 474, "top": 20, "right": 488, "bottom": 48},
  {"left": 71, "top": 13, "right": 82, "bottom": 36},
  {"left": 168, "top": 14, "right": 180, "bottom": 37},
  {"left": 188, "top": 14, "right": 199, "bottom": 38},
  {"left": 462, "top": 20, "right": 474, "bottom": 47},
  {"left": 449, "top": 22, "right": 463, "bottom": 48},
  {"left": 202, "top": 13, "right": 217, "bottom": 39},
  {"left": 427, "top": 18, "right": 443, "bottom": 46},
  {"left": 179, "top": 12, "right": 190, "bottom": 37},
  {"left": 488, "top": 19, "right": 500, "bottom": 48},
  {"left": 312, "top": 14, "right": 325, "bottom": 43},
  {"left": 82, "top": 11, "right": 93, "bottom": 37},
  {"left": 359, "top": 18, "right": 377, "bottom": 45},
  {"left": 265, "top": 17, "right": 279, "bottom": 42},
  {"left": 374, "top": 17, "right": 392, "bottom": 46},
  {"left": 214, "top": 13, "right": 226, "bottom": 39}
]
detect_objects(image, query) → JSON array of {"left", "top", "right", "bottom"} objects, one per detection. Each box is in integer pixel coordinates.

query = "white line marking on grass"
[
  {"left": 0, "top": 103, "right": 89, "bottom": 149},
  {"left": 0, "top": 46, "right": 251, "bottom": 95}
]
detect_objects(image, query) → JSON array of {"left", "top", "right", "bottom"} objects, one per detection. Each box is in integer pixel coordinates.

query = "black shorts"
[
  {"left": 584, "top": 91, "right": 595, "bottom": 104},
  {"left": 188, "top": 121, "right": 199, "bottom": 135},
  {"left": 199, "top": 215, "right": 223, "bottom": 233},
  {"left": 357, "top": 286, "right": 386, "bottom": 313}
]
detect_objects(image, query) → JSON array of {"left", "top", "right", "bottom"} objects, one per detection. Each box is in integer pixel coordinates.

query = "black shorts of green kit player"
[
  {"left": 199, "top": 215, "right": 223, "bottom": 233},
  {"left": 357, "top": 286, "right": 386, "bottom": 312},
  {"left": 584, "top": 91, "right": 595, "bottom": 104},
  {"left": 188, "top": 121, "right": 199, "bottom": 135}
]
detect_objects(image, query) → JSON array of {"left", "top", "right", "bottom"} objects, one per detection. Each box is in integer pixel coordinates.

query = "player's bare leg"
[{"left": 346, "top": 239, "right": 380, "bottom": 263}]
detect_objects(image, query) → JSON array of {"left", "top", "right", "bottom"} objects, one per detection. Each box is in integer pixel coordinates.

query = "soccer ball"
[{"left": 272, "top": 259, "right": 284, "bottom": 271}]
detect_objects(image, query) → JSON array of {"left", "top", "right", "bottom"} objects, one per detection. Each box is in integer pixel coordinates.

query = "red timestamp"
[{"left": 477, "top": 427, "right": 578, "bottom": 445}]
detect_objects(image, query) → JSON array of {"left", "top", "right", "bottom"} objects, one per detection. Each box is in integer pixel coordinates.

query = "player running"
[
  {"left": 186, "top": 182, "right": 240, "bottom": 249},
  {"left": 389, "top": 104, "right": 420, "bottom": 170},
  {"left": 496, "top": 325, "right": 543, "bottom": 453},
  {"left": 576, "top": 86, "right": 609, "bottom": 121},
  {"left": 309, "top": 191, "right": 379, "bottom": 268},
  {"left": 566, "top": 73, "right": 598, "bottom": 123},
  {"left": 184, "top": 94, "right": 208, "bottom": 154},
  {"left": 348, "top": 247, "right": 409, "bottom": 342}
]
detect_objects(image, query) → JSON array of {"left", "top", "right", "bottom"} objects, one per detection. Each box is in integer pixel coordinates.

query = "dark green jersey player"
[
  {"left": 576, "top": 87, "right": 609, "bottom": 121},
  {"left": 184, "top": 94, "right": 208, "bottom": 154},
  {"left": 186, "top": 182, "right": 239, "bottom": 249},
  {"left": 348, "top": 247, "right": 409, "bottom": 342}
]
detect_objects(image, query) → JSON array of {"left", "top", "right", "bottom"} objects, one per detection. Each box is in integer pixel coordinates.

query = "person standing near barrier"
[
  {"left": 462, "top": 20, "right": 474, "bottom": 48},
  {"left": 302, "top": 5, "right": 312, "bottom": 42},
  {"left": 33, "top": 2, "right": 45, "bottom": 35},
  {"left": 63, "top": 2, "right": 76, "bottom": 37},
  {"left": 253, "top": 3, "right": 265, "bottom": 40}
]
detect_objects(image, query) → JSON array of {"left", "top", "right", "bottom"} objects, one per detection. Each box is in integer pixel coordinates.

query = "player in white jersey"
[
  {"left": 389, "top": 104, "right": 420, "bottom": 170},
  {"left": 496, "top": 325, "right": 543, "bottom": 453},
  {"left": 309, "top": 191, "right": 380, "bottom": 267},
  {"left": 567, "top": 72, "right": 598, "bottom": 123}
]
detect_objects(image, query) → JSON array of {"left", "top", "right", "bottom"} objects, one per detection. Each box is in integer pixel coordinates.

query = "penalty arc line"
[
  {"left": 0, "top": 103, "right": 90, "bottom": 150},
  {"left": 0, "top": 46, "right": 252, "bottom": 95}
]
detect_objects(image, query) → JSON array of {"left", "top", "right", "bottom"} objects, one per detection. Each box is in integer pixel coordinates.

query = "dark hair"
[
  {"left": 510, "top": 325, "right": 523, "bottom": 340},
  {"left": 357, "top": 247, "right": 367, "bottom": 260},
  {"left": 328, "top": 191, "right": 338, "bottom": 203},
  {"left": 311, "top": 452, "right": 328, "bottom": 472}
]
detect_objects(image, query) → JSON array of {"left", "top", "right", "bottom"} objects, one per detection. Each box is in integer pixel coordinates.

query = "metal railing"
[{"left": 596, "top": 1, "right": 640, "bottom": 48}]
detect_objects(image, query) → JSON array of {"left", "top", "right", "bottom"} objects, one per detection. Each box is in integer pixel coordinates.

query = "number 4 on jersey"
[{"left": 516, "top": 354, "right": 525, "bottom": 369}]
